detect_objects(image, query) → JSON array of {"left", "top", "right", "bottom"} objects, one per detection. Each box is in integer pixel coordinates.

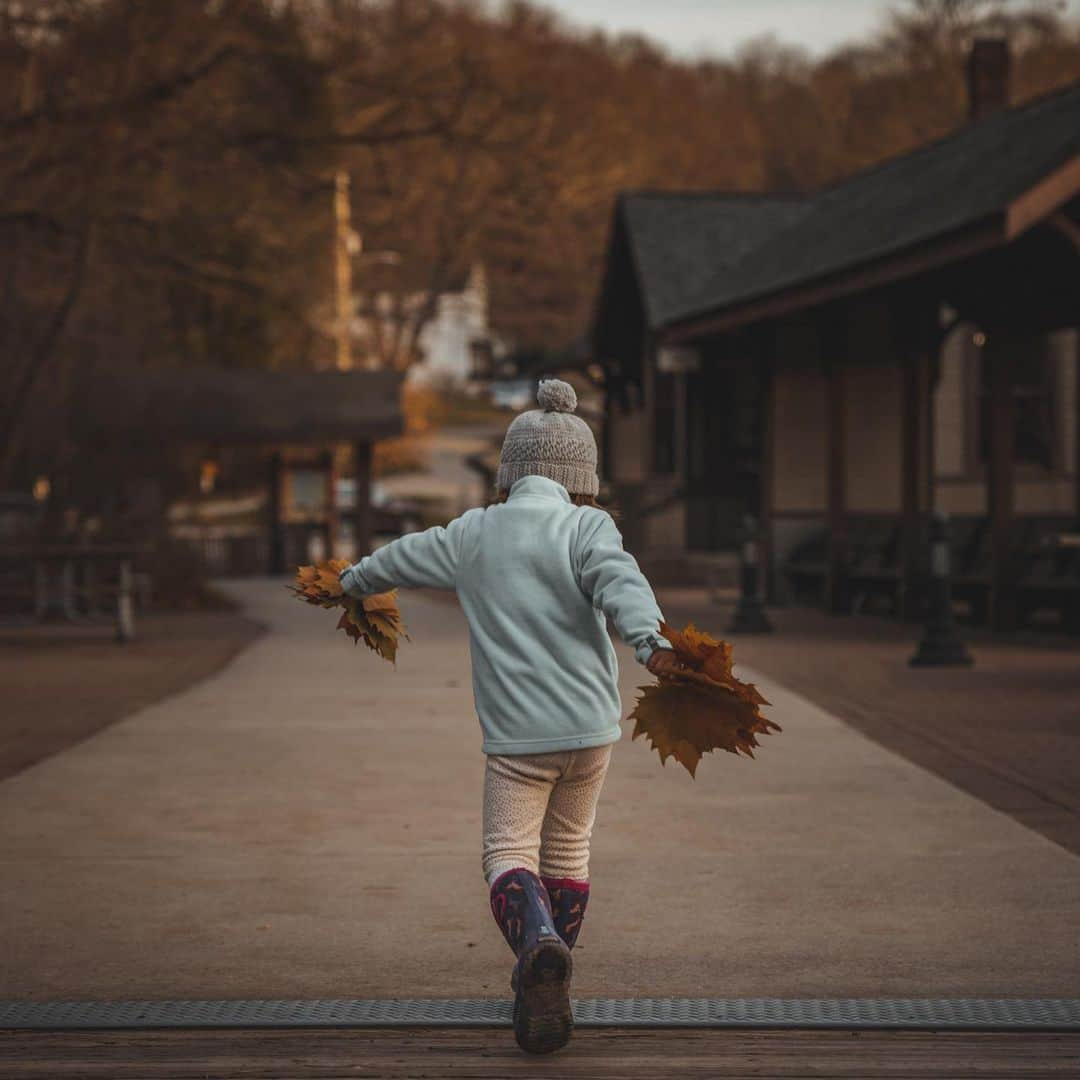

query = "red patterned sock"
[{"left": 540, "top": 875, "right": 590, "bottom": 949}]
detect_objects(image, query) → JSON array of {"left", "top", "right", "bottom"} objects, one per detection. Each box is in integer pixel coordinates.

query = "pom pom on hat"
[{"left": 536, "top": 378, "right": 577, "bottom": 413}]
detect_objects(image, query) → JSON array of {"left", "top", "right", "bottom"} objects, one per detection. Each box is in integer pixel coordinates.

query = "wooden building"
[{"left": 591, "top": 66, "right": 1079, "bottom": 629}]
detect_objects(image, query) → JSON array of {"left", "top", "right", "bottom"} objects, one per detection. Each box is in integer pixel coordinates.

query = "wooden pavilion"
[
  {"left": 590, "top": 57, "right": 1080, "bottom": 631},
  {"left": 74, "top": 366, "right": 402, "bottom": 574}
]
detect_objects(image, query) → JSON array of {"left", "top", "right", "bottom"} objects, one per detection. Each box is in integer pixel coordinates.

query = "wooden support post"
[
  {"left": 354, "top": 440, "right": 373, "bottom": 558},
  {"left": 115, "top": 559, "right": 135, "bottom": 643},
  {"left": 824, "top": 342, "right": 848, "bottom": 614},
  {"left": 267, "top": 450, "right": 285, "bottom": 575},
  {"left": 1076, "top": 339, "right": 1080, "bottom": 523},
  {"left": 33, "top": 560, "right": 48, "bottom": 619},
  {"left": 760, "top": 352, "right": 776, "bottom": 604},
  {"left": 901, "top": 347, "right": 933, "bottom": 619},
  {"left": 673, "top": 366, "right": 688, "bottom": 481},
  {"left": 901, "top": 352, "right": 921, "bottom": 617},
  {"left": 985, "top": 336, "right": 1017, "bottom": 631},
  {"left": 600, "top": 367, "right": 612, "bottom": 488},
  {"left": 895, "top": 292, "right": 941, "bottom": 622},
  {"left": 321, "top": 448, "right": 337, "bottom": 559}
]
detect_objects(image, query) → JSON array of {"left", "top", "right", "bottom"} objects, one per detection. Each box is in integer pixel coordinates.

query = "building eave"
[{"left": 1005, "top": 154, "right": 1080, "bottom": 241}]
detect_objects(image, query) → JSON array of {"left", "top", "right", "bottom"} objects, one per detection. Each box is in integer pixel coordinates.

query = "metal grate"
[{"left": 2, "top": 998, "right": 1078, "bottom": 1031}]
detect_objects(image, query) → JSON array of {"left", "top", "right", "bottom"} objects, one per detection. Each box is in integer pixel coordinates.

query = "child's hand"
[{"left": 646, "top": 647, "right": 683, "bottom": 678}]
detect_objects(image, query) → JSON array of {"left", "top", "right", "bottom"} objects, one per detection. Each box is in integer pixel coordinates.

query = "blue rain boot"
[{"left": 489, "top": 867, "right": 573, "bottom": 1054}]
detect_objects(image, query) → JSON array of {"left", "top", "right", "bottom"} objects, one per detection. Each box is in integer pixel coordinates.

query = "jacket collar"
[{"left": 507, "top": 474, "right": 571, "bottom": 503}]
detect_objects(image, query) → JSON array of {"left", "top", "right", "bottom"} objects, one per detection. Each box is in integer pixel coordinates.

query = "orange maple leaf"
[{"left": 629, "top": 621, "right": 780, "bottom": 777}]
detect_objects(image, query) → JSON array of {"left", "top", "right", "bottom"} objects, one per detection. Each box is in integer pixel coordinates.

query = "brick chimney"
[{"left": 966, "top": 37, "right": 1011, "bottom": 121}]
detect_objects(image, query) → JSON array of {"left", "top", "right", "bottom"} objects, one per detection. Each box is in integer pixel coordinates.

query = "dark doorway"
[{"left": 684, "top": 350, "right": 765, "bottom": 551}]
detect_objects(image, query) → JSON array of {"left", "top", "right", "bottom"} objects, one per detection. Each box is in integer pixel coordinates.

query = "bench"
[
  {"left": 0, "top": 544, "right": 148, "bottom": 641},
  {"left": 1014, "top": 517, "right": 1080, "bottom": 631},
  {"left": 783, "top": 527, "right": 829, "bottom": 605},
  {"left": 784, "top": 517, "right": 903, "bottom": 614},
  {"left": 846, "top": 517, "right": 903, "bottom": 615},
  {"left": 941, "top": 515, "right": 1080, "bottom": 631}
]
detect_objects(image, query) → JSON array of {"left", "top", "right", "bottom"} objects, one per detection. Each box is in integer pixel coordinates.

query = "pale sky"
[{"left": 531, "top": 0, "right": 1079, "bottom": 60}]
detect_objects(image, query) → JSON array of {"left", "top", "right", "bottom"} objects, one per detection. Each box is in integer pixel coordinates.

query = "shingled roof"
[
  {"left": 607, "top": 81, "right": 1080, "bottom": 335},
  {"left": 619, "top": 192, "right": 809, "bottom": 329},
  {"left": 74, "top": 366, "right": 403, "bottom": 446}
]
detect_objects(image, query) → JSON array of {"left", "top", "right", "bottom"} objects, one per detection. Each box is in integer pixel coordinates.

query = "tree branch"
[
  {"left": 3, "top": 42, "right": 242, "bottom": 135},
  {"left": 0, "top": 220, "right": 91, "bottom": 473}
]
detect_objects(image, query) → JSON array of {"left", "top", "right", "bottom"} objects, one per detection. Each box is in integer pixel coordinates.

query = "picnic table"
[{"left": 0, "top": 542, "right": 152, "bottom": 642}]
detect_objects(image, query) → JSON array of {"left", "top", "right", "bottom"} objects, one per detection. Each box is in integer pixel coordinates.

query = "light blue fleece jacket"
[{"left": 338, "top": 474, "right": 673, "bottom": 755}]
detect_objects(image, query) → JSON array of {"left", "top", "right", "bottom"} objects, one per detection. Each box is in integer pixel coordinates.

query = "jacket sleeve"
[
  {"left": 575, "top": 511, "right": 674, "bottom": 665},
  {"left": 338, "top": 512, "right": 473, "bottom": 596}
]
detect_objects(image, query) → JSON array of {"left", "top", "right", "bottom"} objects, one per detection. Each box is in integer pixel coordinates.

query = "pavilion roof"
[{"left": 75, "top": 366, "right": 403, "bottom": 446}]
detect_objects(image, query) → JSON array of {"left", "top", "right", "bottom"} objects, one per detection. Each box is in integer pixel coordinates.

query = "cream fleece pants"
[{"left": 482, "top": 744, "right": 613, "bottom": 886}]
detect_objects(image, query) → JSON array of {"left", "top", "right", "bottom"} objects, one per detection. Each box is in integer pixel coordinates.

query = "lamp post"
[
  {"left": 727, "top": 513, "right": 773, "bottom": 634},
  {"left": 909, "top": 510, "right": 973, "bottom": 667}
]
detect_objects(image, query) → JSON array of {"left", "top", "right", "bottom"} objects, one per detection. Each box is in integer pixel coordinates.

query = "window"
[
  {"left": 974, "top": 337, "right": 1058, "bottom": 470},
  {"left": 287, "top": 468, "right": 329, "bottom": 519}
]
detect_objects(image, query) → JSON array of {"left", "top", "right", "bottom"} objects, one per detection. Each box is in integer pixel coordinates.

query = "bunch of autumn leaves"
[
  {"left": 289, "top": 559, "right": 408, "bottom": 663},
  {"left": 629, "top": 621, "right": 781, "bottom": 778},
  {"left": 291, "top": 560, "right": 779, "bottom": 777}
]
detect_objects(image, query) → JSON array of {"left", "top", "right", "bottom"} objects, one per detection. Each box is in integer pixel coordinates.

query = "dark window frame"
[{"left": 965, "top": 335, "right": 1064, "bottom": 478}]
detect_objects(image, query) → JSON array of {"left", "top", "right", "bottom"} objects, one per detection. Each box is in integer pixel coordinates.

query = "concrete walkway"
[{"left": 2, "top": 580, "right": 1078, "bottom": 1002}]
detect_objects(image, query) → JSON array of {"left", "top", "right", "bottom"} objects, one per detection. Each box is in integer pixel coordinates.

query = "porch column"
[
  {"left": 985, "top": 335, "right": 1017, "bottom": 630},
  {"left": 354, "top": 440, "right": 373, "bottom": 558},
  {"left": 673, "top": 363, "right": 688, "bottom": 480},
  {"left": 901, "top": 352, "right": 924, "bottom": 618},
  {"left": 321, "top": 448, "right": 337, "bottom": 559},
  {"left": 822, "top": 317, "right": 848, "bottom": 613},
  {"left": 267, "top": 450, "right": 285, "bottom": 575},
  {"left": 760, "top": 346, "right": 777, "bottom": 604},
  {"left": 900, "top": 342, "right": 937, "bottom": 619}
]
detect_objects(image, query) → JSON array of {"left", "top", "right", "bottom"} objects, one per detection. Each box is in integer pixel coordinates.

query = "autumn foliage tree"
[
  {"left": 2, "top": 0, "right": 1077, "bottom": 517},
  {"left": 312, "top": 0, "right": 1080, "bottom": 351},
  {"left": 0, "top": 0, "right": 340, "bottom": 503}
]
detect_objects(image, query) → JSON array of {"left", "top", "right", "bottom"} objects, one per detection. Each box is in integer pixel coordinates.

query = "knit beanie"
[{"left": 496, "top": 378, "right": 599, "bottom": 496}]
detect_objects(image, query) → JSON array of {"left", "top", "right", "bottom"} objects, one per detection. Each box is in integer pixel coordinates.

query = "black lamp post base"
[
  {"left": 727, "top": 600, "right": 774, "bottom": 635},
  {"left": 909, "top": 512, "right": 974, "bottom": 668},
  {"left": 909, "top": 630, "right": 974, "bottom": 666}
]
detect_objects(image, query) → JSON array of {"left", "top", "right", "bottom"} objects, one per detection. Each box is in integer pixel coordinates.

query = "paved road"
[
  {"left": 664, "top": 596, "right": 1080, "bottom": 857},
  {"left": 3, "top": 580, "right": 1078, "bottom": 1001},
  {"left": 379, "top": 423, "right": 501, "bottom": 515}
]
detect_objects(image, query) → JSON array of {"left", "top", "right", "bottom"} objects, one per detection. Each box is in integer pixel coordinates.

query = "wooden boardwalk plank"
[{"left": 2, "top": 1029, "right": 1079, "bottom": 1079}]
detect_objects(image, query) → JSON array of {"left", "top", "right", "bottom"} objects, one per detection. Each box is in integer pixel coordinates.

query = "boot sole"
[{"left": 513, "top": 938, "right": 573, "bottom": 1055}]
